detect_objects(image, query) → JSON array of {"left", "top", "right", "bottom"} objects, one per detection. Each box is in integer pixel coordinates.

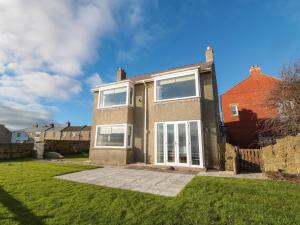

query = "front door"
[{"left": 156, "top": 121, "right": 202, "bottom": 167}]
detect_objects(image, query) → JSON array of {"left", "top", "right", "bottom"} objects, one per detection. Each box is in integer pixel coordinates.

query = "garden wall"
[
  {"left": 262, "top": 135, "right": 300, "bottom": 174},
  {"left": 0, "top": 143, "right": 33, "bottom": 159},
  {"left": 43, "top": 140, "right": 90, "bottom": 155},
  {"left": 224, "top": 143, "right": 237, "bottom": 173}
]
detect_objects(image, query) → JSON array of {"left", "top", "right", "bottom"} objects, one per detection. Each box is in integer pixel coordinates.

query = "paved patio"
[
  {"left": 198, "top": 170, "right": 269, "bottom": 180},
  {"left": 56, "top": 167, "right": 195, "bottom": 197}
]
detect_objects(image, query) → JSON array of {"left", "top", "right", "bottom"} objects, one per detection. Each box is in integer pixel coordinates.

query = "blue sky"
[{"left": 0, "top": 0, "right": 299, "bottom": 129}]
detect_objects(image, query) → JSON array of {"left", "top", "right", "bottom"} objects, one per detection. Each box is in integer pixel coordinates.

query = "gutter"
[{"left": 143, "top": 81, "right": 148, "bottom": 163}]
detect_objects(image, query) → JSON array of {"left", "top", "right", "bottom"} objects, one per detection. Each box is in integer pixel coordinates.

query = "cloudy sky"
[{"left": 0, "top": 0, "right": 299, "bottom": 130}]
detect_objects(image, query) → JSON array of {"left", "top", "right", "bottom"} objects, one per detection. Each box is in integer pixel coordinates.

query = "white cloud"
[
  {"left": 0, "top": 0, "right": 119, "bottom": 129},
  {"left": 0, "top": 100, "right": 53, "bottom": 131},
  {"left": 85, "top": 73, "right": 103, "bottom": 88}
]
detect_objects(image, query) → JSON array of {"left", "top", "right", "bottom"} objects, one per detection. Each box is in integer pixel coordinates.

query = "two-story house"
[{"left": 90, "top": 47, "right": 222, "bottom": 169}]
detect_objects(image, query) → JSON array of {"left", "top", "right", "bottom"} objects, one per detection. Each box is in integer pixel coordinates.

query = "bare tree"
[{"left": 260, "top": 60, "right": 300, "bottom": 138}]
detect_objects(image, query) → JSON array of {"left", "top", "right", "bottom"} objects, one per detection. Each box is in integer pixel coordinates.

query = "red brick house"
[{"left": 221, "top": 65, "right": 279, "bottom": 148}]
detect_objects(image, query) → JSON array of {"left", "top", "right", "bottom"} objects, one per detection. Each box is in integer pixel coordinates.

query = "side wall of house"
[
  {"left": 89, "top": 92, "right": 134, "bottom": 165},
  {"left": 200, "top": 69, "right": 221, "bottom": 169},
  {"left": 0, "top": 126, "right": 12, "bottom": 143}
]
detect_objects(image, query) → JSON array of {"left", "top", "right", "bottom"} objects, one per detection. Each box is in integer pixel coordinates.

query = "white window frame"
[
  {"left": 94, "top": 124, "right": 133, "bottom": 148},
  {"left": 154, "top": 120, "right": 204, "bottom": 168},
  {"left": 230, "top": 104, "right": 238, "bottom": 116},
  {"left": 98, "top": 82, "right": 134, "bottom": 109},
  {"left": 154, "top": 69, "right": 200, "bottom": 102}
]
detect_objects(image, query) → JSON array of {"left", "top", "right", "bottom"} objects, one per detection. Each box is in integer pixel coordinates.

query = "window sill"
[
  {"left": 98, "top": 105, "right": 133, "bottom": 110},
  {"left": 154, "top": 96, "right": 200, "bottom": 104}
]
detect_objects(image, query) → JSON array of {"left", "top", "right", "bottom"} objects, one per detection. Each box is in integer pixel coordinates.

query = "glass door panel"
[
  {"left": 167, "top": 124, "right": 175, "bottom": 163},
  {"left": 178, "top": 123, "right": 187, "bottom": 164},
  {"left": 156, "top": 123, "right": 164, "bottom": 163},
  {"left": 190, "top": 121, "right": 200, "bottom": 165}
]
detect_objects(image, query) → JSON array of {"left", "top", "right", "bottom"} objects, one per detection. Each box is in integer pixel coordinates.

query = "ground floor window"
[
  {"left": 95, "top": 124, "right": 133, "bottom": 148},
  {"left": 155, "top": 120, "right": 203, "bottom": 167}
]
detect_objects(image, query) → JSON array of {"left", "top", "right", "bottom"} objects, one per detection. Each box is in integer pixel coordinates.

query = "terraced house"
[{"left": 90, "top": 47, "right": 222, "bottom": 169}]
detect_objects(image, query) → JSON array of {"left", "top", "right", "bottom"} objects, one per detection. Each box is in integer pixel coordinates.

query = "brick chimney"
[
  {"left": 250, "top": 65, "right": 261, "bottom": 76},
  {"left": 205, "top": 46, "right": 214, "bottom": 62},
  {"left": 116, "top": 68, "right": 126, "bottom": 81}
]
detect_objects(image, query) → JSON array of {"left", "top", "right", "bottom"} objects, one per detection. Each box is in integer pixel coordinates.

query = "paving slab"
[
  {"left": 198, "top": 170, "right": 269, "bottom": 180},
  {"left": 55, "top": 167, "right": 195, "bottom": 197}
]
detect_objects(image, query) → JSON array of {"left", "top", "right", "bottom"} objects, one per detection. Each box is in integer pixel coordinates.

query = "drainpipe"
[{"left": 143, "top": 81, "right": 148, "bottom": 163}]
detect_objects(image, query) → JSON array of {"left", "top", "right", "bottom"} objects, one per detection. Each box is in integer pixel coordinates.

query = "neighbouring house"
[
  {"left": 89, "top": 47, "right": 222, "bottom": 169},
  {"left": 11, "top": 124, "right": 52, "bottom": 143},
  {"left": 61, "top": 123, "right": 91, "bottom": 141},
  {"left": 11, "top": 129, "right": 29, "bottom": 143},
  {"left": 221, "top": 65, "right": 279, "bottom": 148},
  {"left": 43, "top": 124, "right": 67, "bottom": 140},
  {"left": 0, "top": 124, "right": 12, "bottom": 143}
]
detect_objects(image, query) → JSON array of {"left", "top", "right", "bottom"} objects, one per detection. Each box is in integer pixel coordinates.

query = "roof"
[
  {"left": 62, "top": 126, "right": 83, "bottom": 132},
  {"left": 46, "top": 125, "right": 67, "bottom": 132},
  {"left": 127, "top": 61, "right": 213, "bottom": 82},
  {"left": 93, "top": 61, "right": 213, "bottom": 90},
  {"left": 81, "top": 126, "right": 91, "bottom": 131},
  {"left": 221, "top": 72, "right": 279, "bottom": 96}
]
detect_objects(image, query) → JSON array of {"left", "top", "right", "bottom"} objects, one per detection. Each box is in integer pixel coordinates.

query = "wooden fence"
[{"left": 238, "top": 148, "right": 262, "bottom": 172}]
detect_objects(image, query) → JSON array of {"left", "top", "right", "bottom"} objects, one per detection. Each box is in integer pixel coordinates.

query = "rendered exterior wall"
[
  {"left": 200, "top": 69, "right": 222, "bottom": 169},
  {"left": 89, "top": 92, "right": 134, "bottom": 165},
  {"left": 221, "top": 68, "right": 278, "bottom": 148},
  {"left": 90, "top": 67, "right": 221, "bottom": 168}
]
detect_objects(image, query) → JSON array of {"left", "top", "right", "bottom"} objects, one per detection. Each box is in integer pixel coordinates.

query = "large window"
[
  {"left": 95, "top": 124, "right": 133, "bottom": 148},
  {"left": 98, "top": 83, "right": 134, "bottom": 108},
  {"left": 155, "top": 71, "right": 199, "bottom": 101}
]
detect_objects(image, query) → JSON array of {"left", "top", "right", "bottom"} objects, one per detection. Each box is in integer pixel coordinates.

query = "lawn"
[
  {"left": 62, "top": 153, "right": 89, "bottom": 162},
  {"left": 0, "top": 160, "right": 300, "bottom": 225}
]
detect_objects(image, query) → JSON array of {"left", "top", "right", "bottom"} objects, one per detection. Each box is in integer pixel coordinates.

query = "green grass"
[
  {"left": 0, "top": 160, "right": 300, "bottom": 225},
  {"left": 62, "top": 153, "right": 89, "bottom": 162}
]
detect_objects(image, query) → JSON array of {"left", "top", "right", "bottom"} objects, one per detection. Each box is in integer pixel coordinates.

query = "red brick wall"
[{"left": 221, "top": 66, "right": 279, "bottom": 148}]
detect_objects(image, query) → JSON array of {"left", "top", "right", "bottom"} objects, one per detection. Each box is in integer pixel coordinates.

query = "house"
[
  {"left": 221, "top": 65, "right": 279, "bottom": 148},
  {"left": 11, "top": 124, "right": 52, "bottom": 143},
  {"left": 61, "top": 123, "right": 91, "bottom": 141},
  {"left": 89, "top": 47, "right": 222, "bottom": 169},
  {"left": 0, "top": 124, "right": 11, "bottom": 143},
  {"left": 43, "top": 124, "right": 67, "bottom": 140}
]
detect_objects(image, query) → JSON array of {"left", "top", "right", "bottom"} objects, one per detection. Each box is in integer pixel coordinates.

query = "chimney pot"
[
  {"left": 205, "top": 47, "right": 214, "bottom": 62},
  {"left": 116, "top": 68, "right": 126, "bottom": 81},
  {"left": 249, "top": 65, "right": 261, "bottom": 75}
]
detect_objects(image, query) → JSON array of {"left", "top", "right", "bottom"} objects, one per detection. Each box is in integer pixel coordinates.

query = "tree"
[{"left": 260, "top": 61, "right": 300, "bottom": 138}]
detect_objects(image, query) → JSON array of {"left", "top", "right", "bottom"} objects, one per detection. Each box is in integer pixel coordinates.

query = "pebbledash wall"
[{"left": 89, "top": 53, "right": 222, "bottom": 169}]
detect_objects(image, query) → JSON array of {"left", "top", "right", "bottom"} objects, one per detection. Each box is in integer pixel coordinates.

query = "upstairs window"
[
  {"left": 98, "top": 83, "right": 133, "bottom": 108},
  {"left": 230, "top": 104, "right": 238, "bottom": 116},
  {"left": 155, "top": 70, "right": 199, "bottom": 102}
]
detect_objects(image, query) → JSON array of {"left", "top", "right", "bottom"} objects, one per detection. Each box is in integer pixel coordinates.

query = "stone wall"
[
  {"left": 44, "top": 140, "right": 90, "bottom": 155},
  {"left": 262, "top": 135, "right": 300, "bottom": 174},
  {"left": 0, "top": 143, "right": 33, "bottom": 159},
  {"left": 224, "top": 143, "right": 237, "bottom": 173}
]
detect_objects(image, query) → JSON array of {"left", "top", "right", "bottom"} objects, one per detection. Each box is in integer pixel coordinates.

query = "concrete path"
[
  {"left": 56, "top": 167, "right": 195, "bottom": 197},
  {"left": 198, "top": 170, "right": 269, "bottom": 180}
]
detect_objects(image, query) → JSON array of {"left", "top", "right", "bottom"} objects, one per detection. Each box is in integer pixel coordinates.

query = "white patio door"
[{"left": 156, "top": 121, "right": 202, "bottom": 167}]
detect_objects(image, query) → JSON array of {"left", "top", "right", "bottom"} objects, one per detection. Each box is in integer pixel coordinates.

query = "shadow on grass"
[{"left": 0, "top": 186, "right": 46, "bottom": 225}]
